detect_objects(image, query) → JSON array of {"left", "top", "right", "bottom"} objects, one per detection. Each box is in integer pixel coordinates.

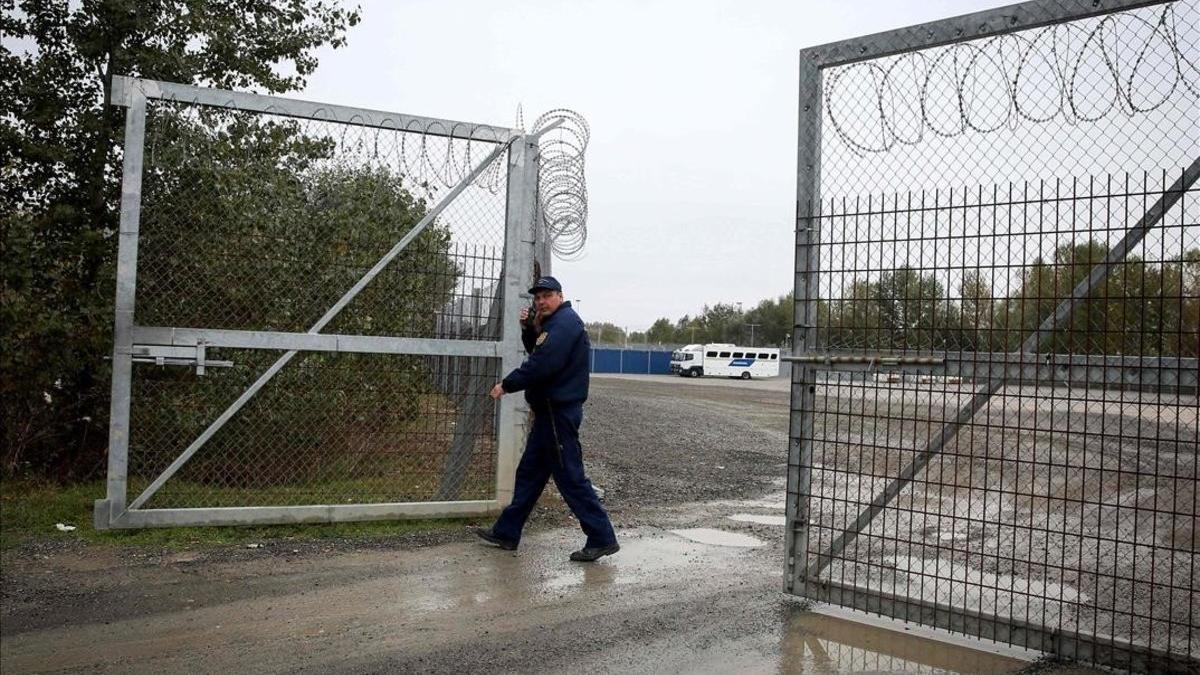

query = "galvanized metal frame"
[
  {"left": 125, "top": 140, "right": 514, "bottom": 513},
  {"left": 786, "top": 350, "right": 1198, "bottom": 391},
  {"left": 813, "top": 580, "right": 1198, "bottom": 673},
  {"left": 787, "top": 0, "right": 1189, "bottom": 667},
  {"left": 95, "top": 77, "right": 535, "bottom": 529},
  {"left": 99, "top": 88, "right": 147, "bottom": 525},
  {"left": 786, "top": 52, "right": 823, "bottom": 598},
  {"left": 129, "top": 327, "right": 502, "bottom": 358},
  {"left": 108, "top": 75, "right": 516, "bottom": 142},
  {"left": 496, "top": 135, "right": 539, "bottom": 506}
]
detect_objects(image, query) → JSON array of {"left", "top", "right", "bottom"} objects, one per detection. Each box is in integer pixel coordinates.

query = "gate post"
[
  {"left": 496, "top": 136, "right": 538, "bottom": 507},
  {"left": 785, "top": 57, "right": 823, "bottom": 595},
  {"left": 95, "top": 84, "right": 147, "bottom": 530}
]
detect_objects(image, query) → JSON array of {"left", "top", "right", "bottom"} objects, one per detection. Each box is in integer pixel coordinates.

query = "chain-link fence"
[
  {"left": 95, "top": 76, "right": 541, "bottom": 527},
  {"left": 787, "top": 1, "right": 1198, "bottom": 670}
]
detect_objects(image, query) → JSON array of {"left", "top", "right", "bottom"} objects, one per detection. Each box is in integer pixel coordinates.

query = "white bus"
[{"left": 669, "top": 343, "right": 780, "bottom": 380}]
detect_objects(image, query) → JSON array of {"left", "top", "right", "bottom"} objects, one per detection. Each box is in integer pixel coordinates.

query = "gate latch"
[{"left": 130, "top": 341, "right": 233, "bottom": 375}]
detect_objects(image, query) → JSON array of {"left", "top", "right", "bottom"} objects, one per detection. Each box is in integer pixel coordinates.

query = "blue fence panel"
[
  {"left": 589, "top": 347, "right": 676, "bottom": 374},
  {"left": 592, "top": 348, "right": 622, "bottom": 373},
  {"left": 648, "top": 351, "right": 672, "bottom": 374},
  {"left": 621, "top": 350, "right": 650, "bottom": 374}
]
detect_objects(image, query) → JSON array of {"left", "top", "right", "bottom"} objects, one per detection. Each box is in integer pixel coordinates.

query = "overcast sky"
[{"left": 297, "top": 0, "right": 1020, "bottom": 330}]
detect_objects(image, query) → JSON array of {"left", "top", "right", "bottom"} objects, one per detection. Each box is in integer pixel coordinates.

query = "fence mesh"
[
  {"left": 127, "top": 95, "right": 511, "bottom": 507},
  {"left": 130, "top": 352, "right": 500, "bottom": 508},
  {"left": 796, "top": 0, "right": 1198, "bottom": 667},
  {"left": 136, "top": 100, "right": 509, "bottom": 338}
]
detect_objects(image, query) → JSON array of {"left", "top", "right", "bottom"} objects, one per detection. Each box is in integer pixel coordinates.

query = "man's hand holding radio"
[{"left": 520, "top": 306, "right": 541, "bottom": 329}]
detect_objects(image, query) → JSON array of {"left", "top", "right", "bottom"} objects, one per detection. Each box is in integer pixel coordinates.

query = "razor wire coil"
[
  {"left": 532, "top": 109, "right": 590, "bottom": 260},
  {"left": 824, "top": 2, "right": 1198, "bottom": 156}
]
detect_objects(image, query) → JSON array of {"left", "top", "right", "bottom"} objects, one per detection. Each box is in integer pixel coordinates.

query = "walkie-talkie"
[{"left": 524, "top": 260, "right": 542, "bottom": 328}]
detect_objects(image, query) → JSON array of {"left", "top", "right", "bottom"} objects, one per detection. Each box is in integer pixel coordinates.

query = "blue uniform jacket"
[{"left": 501, "top": 301, "right": 590, "bottom": 409}]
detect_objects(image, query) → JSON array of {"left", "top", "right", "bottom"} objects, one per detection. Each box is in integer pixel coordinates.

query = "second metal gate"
[{"left": 786, "top": 1, "right": 1199, "bottom": 671}]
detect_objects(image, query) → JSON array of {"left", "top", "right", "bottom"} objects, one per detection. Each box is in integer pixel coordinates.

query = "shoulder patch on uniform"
[{"left": 536, "top": 332, "right": 548, "bottom": 347}]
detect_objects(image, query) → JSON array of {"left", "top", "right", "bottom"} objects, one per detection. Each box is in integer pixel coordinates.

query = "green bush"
[
  {"left": 126, "top": 109, "right": 460, "bottom": 491},
  {"left": 2, "top": 1, "right": 360, "bottom": 480}
]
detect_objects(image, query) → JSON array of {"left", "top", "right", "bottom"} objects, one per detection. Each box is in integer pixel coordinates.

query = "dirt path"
[{"left": 2, "top": 376, "right": 1063, "bottom": 674}]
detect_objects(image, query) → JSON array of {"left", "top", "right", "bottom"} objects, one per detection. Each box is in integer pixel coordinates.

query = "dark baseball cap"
[{"left": 528, "top": 276, "right": 562, "bottom": 294}]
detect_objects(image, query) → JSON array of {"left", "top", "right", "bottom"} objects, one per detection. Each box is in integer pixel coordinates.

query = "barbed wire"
[
  {"left": 143, "top": 92, "right": 592, "bottom": 257},
  {"left": 295, "top": 104, "right": 592, "bottom": 259},
  {"left": 372, "top": 119, "right": 510, "bottom": 195},
  {"left": 144, "top": 99, "right": 516, "bottom": 198},
  {"left": 824, "top": 2, "right": 1198, "bottom": 155},
  {"left": 532, "top": 109, "right": 590, "bottom": 260}
]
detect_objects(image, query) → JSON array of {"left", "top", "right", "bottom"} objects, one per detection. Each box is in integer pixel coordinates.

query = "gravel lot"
[
  {"left": 803, "top": 378, "right": 1198, "bottom": 663},
  {"left": 583, "top": 374, "right": 790, "bottom": 511}
]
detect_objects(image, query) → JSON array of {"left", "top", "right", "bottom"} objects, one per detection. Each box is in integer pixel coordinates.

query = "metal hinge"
[{"left": 130, "top": 341, "right": 233, "bottom": 375}]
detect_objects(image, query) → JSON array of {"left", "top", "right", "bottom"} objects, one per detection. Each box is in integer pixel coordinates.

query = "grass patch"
[{"left": 0, "top": 479, "right": 484, "bottom": 551}]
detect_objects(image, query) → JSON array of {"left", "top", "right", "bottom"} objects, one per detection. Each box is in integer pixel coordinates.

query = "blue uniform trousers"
[{"left": 491, "top": 404, "right": 617, "bottom": 548}]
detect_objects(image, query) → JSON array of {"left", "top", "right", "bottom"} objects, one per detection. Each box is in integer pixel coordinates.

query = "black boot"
[
  {"left": 569, "top": 543, "right": 619, "bottom": 562},
  {"left": 474, "top": 527, "right": 517, "bottom": 551}
]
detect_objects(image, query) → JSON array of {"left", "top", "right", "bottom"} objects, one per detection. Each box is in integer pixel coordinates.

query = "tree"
[
  {"left": 1104, "top": 248, "right": 1200, "bottom": 358},
  {"left": 133, "top": 121, "right": 457, "bottom": 488},
  {"left": 744, "top": 292, "right": 793, "bottom": 346},
  {"left": 872, "top": 267, "right": 948, "bottom": 349},
  {"left": 1181, "top": 249, "right": 1200, "bottom": 358},
  {"left": 822, "top": 268, "right": 960, "bottom": 351},
  {"left": 697, "top": 303, "right": 742, "bottom": 343},
  {"left": 646, "top": 318, "right": 676, "bottom": 344},
  {"left": 2, "top": 0, "right": 360, "bottom": 478},
  {"left": 585, "top": 322, "right": 626, "bottom": 345},
  {"left": 995, "top": 240, "right": 1198, "bottom": 357},
  {"left": 958, "top": 270, "right": 995, "bottom": 351},
  {"left": 826, "top": 279, "right": 879, "bottom": 349},
  {"left": 1003, "top": 241, "right": 1117, "bottom": 354}
]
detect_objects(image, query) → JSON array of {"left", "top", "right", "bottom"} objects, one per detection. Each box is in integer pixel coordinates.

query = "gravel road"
[{"left": 1, "top": 375, "right": 1101, "bottom": 674}]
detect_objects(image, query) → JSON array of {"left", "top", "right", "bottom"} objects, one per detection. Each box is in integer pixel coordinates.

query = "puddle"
[
  {"left": 538, "top": 532, "right": 713, "bottom": 591},
  {"left": 728, "top": 514, "right": 786, "bottom": 526},
  {"left": 669, "top": 528, "right": 766, "bottom": 547},
  {"left": 776, "top": 608, "right": 1040, "bottom": 674}
]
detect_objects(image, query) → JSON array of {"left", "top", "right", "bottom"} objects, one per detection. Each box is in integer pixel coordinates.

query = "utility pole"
[{"left": 745, "top": 323, "right": 761, "bottom": 346}]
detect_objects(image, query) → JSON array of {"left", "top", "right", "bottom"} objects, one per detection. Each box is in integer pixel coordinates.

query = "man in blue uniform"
[{"left": 475, "top": 276, "right": 619, "bottom": 562}]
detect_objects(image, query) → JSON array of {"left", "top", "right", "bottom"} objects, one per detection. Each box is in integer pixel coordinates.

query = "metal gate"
[
  {"left": 785, "top": 0, "right": 1198, "bottom": 670},
  {"left": 94, "top": 76, "right": 546, "bottom": 528}
]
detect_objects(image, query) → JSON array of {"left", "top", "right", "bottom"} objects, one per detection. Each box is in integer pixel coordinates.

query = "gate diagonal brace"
[
  {"left": 124, "top": 136, "right": 518, "bottom": 513},
  {"left": 804, "top": 156, "right": 1200, "bottom": 581}
]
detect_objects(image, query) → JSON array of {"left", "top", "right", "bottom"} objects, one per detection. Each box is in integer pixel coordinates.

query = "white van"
[{"left": 669, "top": 343, "right": 780, "bottom": 379}]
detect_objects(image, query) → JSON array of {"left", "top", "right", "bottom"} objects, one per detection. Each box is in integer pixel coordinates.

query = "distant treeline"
[{"left": 590, "top": 241, "right": 1199, "bottom": 357}]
